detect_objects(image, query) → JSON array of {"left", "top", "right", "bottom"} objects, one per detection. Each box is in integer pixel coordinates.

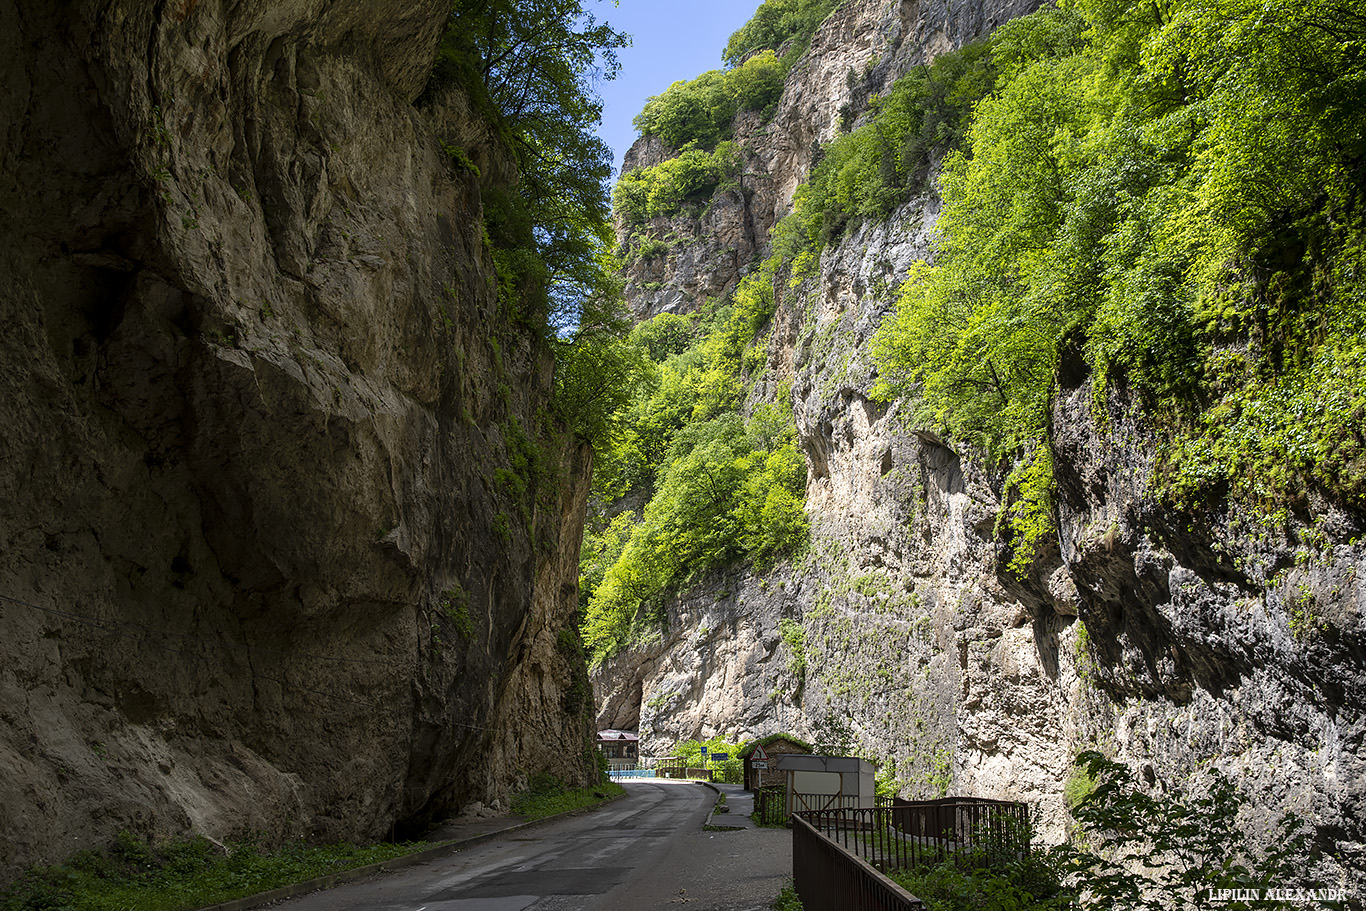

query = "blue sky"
[{"left": 590, "top": 0, "right": 761, "bottom": 176}]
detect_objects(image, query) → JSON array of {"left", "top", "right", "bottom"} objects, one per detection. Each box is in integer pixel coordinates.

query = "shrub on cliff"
[
  {"left": 614, "top": 142, "right": 743, "bottom": 223},
  {"left": 581, "top": 408, "right": 807, "bottom": 660},
  {"left": 771, "top": 29, "right": 1008, "bottom": 284},
  {"left": 722, "top": 0, "right": 843, "bottom": 68},
  {"left": 579, "top": 287, "right": 806, "bottom": 663},
  {"left": 632, "top": 51, "right": 785, "bottom": 151}
]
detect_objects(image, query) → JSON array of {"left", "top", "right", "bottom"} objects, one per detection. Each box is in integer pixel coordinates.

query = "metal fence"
[
  {"left": 793, "top": 813, "right": 924, "bottom": 911},
  {"left": 608, "top": 768, "right": 656, "bottom": 780},
  {"left": 754, "top": 785, "right": 786, "bottom": 825},
  {"left": 798, "top": 798, "right": 1030, "bottom": 873},
  {"left": 754, "top": 787, "right": 898, "bottom": 825}
]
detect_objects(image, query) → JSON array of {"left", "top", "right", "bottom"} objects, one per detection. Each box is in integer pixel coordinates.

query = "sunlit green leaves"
[
  {"left": 771, "top": 33, "right": 1003, "bottom": 274},
  {"left": 870, "top": 0, "right": 1366, "bottom": 528},
  {"left": 579, "top": 298, "right": 807, "bottom": 663},
  {"left": 632, "top": 51, "right": 786, "bottom": 150},
  {"left": 614, "top": 142, "right": 742, "bottom": 223},
  {"left": 722, "top": 0, "right": 843, "bottom": 67},
  {"left": 580, "top": 408, "right": 808, "bottom": 661}
]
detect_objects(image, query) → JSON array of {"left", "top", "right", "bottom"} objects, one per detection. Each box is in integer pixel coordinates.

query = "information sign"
[
  {"left": 752, "top": 761, "right": 768, "bottom": 769},
  {"left": 712, "top": 752, "right": 729, "bottom": 761}
]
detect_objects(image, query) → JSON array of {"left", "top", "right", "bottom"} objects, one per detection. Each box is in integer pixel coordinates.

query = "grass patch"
[
  {"left": 888, "top": 856, "right": 1071, "bottom": 911},
  {"left": 0, "top": 832, "right": 430, "bottom": 911},
  {"left": 773, "top": 879, "right": 803, "bottom": 910},
  {"left": 510, "top": 772, "right": 625, "bottom": 821}
]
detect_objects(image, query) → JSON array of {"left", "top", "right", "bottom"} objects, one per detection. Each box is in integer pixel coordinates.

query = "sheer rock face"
[
  {"left": 596, "top": 0, "right": 1364, "bottom": 885},
  {"left": 0, "top": 0, "right": 593, "bottom": 874}
]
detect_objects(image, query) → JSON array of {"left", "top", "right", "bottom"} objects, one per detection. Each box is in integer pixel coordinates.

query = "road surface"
[{"left": 268, "top": 779, "right": 792, "bottom": 911}]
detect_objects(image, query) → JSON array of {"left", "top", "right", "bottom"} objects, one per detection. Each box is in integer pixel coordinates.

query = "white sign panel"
[{"left": 792, "top": 770, "right": 842, "bottom": 796}]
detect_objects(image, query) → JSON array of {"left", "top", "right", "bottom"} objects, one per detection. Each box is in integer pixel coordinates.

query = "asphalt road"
[{"left": 267, "top": 779, "right": 792, "bottom": 911}]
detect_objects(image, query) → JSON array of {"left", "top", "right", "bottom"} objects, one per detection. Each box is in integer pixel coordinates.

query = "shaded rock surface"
[
  {"left": 594, "top": 0, "right": 1364, "bottom": 889},
  {"left": 0, "top": 0, "right": 593, "bottom": 874}
]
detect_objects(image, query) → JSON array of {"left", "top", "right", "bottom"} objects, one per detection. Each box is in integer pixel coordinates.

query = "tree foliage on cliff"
[
  {"left": 429, "top": 0, "right": 627, "bottom": 321},
  {"left": 722, "top": 0, "right": 844, "bottom": 67},
  {"left": 426, "top": 0, "right": 642, "bottom": 452},
  {"left": 579, "top": 273, "right": 807, "bottom": 663},
  {"left": 774, "top": 34, "right": 1003, "bottom": 277},
  {"left": 867, "top": 0, "right": 1366, "bottom": 556},
  {"left": 613, "top": 142, "right": 743, "bottom": 224},
  {"left": 632, "top": 51, "right": 787, "bottom": 151}
]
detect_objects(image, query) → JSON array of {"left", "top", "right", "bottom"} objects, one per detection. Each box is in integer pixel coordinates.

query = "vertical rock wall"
[{"left": 0, "top": 0, "right": 594, "bottom": 874}]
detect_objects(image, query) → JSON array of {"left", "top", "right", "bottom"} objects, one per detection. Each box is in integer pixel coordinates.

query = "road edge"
[
  {"left": 198, "top": 790, "right": 629, "bottom": 911},
  {"left": 699, "top": 781, "right": 747, "bottom": 831}
]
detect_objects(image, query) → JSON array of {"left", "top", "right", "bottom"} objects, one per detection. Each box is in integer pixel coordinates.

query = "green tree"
[
  {"left": 632, "top": 52, "right": 786, "bottom": 151},
  {"left": 429, "top": 0, "right": 629, "bottom": 326},
  {"left": 1053, "top": 751, "right": 1321, "bottom": 911},
  {"left": 614, "top": 142, "right": 743, "bottom": 223},
  {"left": 429, "top": 1, "right": 651, "bottom": 455},
  {"left": 630, "top": 313, "right": 695, "bottom": 362},
  {"left": 579, "top": 302, "right": 809, "bottom": 662},
  {"left": 722, "top": 0, "right": 843, "bottom": 67}
]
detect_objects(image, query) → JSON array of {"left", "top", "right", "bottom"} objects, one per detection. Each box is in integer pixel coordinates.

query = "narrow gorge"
[{"left": 1, "top": 0, "right": 1363, "bottom": 902}]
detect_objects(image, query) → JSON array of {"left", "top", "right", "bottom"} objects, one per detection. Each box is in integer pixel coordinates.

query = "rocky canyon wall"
[
  {"left": 0, "top": 0, "right": 594, "bottom": 875},
  {"left": 595, "top": 0, "right": 1365, "bottom": 888}
]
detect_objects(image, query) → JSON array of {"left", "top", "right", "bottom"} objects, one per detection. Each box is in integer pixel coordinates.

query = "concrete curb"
[
  {"left": 199, "top": 791, "right": 628, "bottom": 911},
  {"left": 699, "top": 780, "right": 746, "bottom": 830},
  {"left": 698, "top": 779, "right": 721, "bottom": 825}
]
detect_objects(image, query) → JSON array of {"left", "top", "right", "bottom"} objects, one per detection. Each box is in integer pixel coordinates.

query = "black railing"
[
  {"left": 753, "top": 785, "right": 785, "bottom": 824},
  {"left": 793, "top": 813, "right": 924, "bottom": 911},
  {"left": 799, "top": 799, "right": 1030, "bottom": 873},
  {"left": 754, "top": 787, "right": 899, "bottom": 825}
]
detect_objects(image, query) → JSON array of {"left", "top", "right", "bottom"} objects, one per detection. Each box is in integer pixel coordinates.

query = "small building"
[
  {"left": 595, "top": 729, "right": 639, "bottom": 770},
  {"left": 774, "top": 753, "right": 877, "bottom": 814},
  {"left": 739, "top": 733, "right": 812, "bottom": 791}
]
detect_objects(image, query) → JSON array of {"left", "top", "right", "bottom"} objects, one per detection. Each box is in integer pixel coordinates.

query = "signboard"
[
  {"left": 751, "top": 761, "right": 768, "bottom": 769},
  {"left": 712, "top": 752, "right": 728, "bottom": 761},
  {"left": 752, "top": 744, "right": 769, "bottom": 761},
  {"left": 792, "top": 770, "right": 842, "bottom": 795}
]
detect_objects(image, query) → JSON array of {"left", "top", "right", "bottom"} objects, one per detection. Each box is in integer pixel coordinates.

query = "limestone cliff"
[
  {"left": 0, "top": 0, "right": 594, "bottom": 875},
  {"left": 595, "top": 0, "right": 1365, "bottom": 888}
]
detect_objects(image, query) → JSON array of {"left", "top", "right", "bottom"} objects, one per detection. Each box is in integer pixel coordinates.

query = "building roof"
[
  {"left": 738, "top": 732, "right": 813, "bottom": 759},
  {"left": 774, "top": 754, "right": 877, "bottom": 773},
  {"left": 596, "top": 729, "right": 639, "bottom": 742}
]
